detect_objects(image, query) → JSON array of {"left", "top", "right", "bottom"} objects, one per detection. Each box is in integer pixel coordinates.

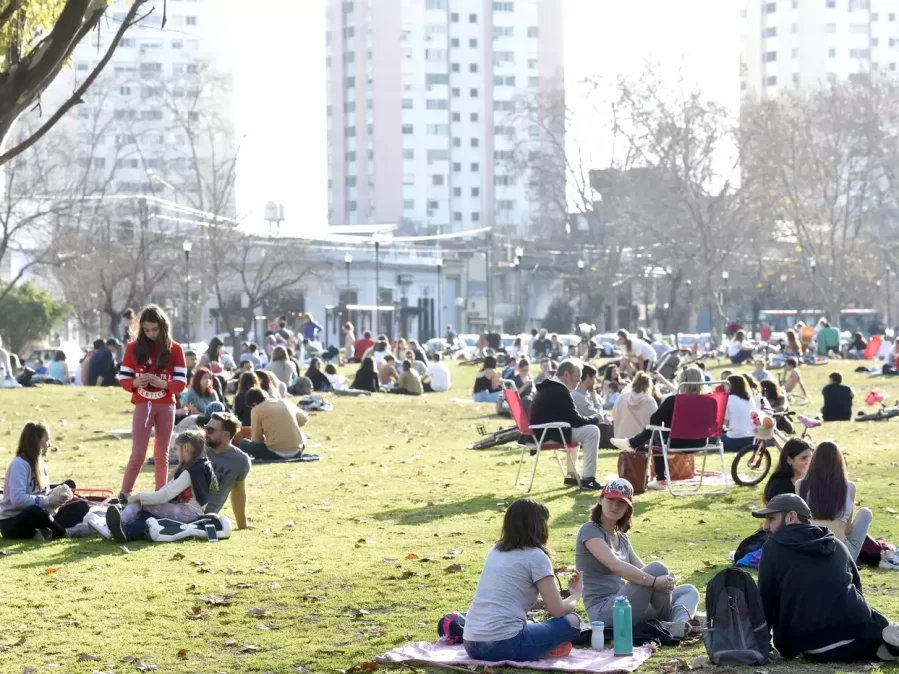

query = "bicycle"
[
  {"left": 468, "top": 423, "right": 520, "bottom": 450},
  {"left": 855, "top": 403, "right": 899, "bottom": 422},
  {"left": 730, "top": 412, "right": 822, "bottom": 487}
]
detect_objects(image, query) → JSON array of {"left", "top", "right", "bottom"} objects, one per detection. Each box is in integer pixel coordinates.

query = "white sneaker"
[
  {"left": 64, "top": 523, "right": 91, "bottom": 538},
  {"left": 85, "top": 513, "right": 112, "bottom": 540},
  {"left": 884, "top": 623, "right": 899, "bottom": 649},
  {"left": 646, "top": 480, "right": 669, "bottom": 491},
  {"left": 611, "top": 438, "right": 632, "bottom": 451}
]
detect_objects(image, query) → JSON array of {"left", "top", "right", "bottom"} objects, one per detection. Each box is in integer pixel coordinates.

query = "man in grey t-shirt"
[{"left": 203, "top": 412, "right": 251, "bottom": 529}]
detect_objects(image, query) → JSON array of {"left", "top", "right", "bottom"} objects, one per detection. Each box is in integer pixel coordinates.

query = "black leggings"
[
  {"left": 239, "top": 439, "right": 299, "bottom": 461},
  {"left": 0, "top": 500, "right": 91, "bottom": 540},
  {"left": 804, "top": 638, "right": 890, "bottom": 663}
]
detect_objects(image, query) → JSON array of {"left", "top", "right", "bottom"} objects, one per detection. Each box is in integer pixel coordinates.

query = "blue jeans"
[
  {"left": 463, "top": 616, "right": 581, "bottom": 662},
  {"left": 473, "top": 389, "right": 502, "bottom": 404},
  {"left": 722, "top": 434, "right": 754, "bottom": 452}
]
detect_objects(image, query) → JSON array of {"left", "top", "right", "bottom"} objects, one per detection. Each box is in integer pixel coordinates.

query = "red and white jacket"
[{"left": 118, "top": 341, "right": 187, "bottom": 405}]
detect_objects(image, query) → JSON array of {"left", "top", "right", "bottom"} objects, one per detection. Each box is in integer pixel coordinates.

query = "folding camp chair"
[
  {"left": 646, "top": 382, "right": 729, "bottom": 496},
  {"left": 502, "top": 379, "right": 581, "bottom": 493}
]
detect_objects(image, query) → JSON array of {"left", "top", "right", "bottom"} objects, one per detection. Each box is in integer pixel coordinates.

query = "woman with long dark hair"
[
  {"left": 763, "top": 438, "right": 813, "bottom": 503},
  {"left": 576, "top": 478, "right": 699, "bottom": 636},
  {"left": 462, "top": 498, "right": 584, "bottom": 662},
  {"left": 118, "top": 304, "right": 187, "bottom": 495},
  {"left": 784, "top": 329, "right": 803, "bottom": 356},
  {"left": 304, "top": 357, "right": 330, "bottom": 392},
  {"left": 200, "top": 337, "right": 224, "bottom": 370},
  {"left": 255, "top": 370, "right": 279, "bottom": 398},
  {"left": 472, "top": 355, "right": 502, "bottom": 403},
  {"left": 266, "top": 345, "right": 298, "bottom": 389},
  {"left": 48, "top": 350, "right": 68, "bottom": 384},
  {"left": 0, "top": 423, "right": 90, "bottom": 539},
  {"left": 723, "top": 374, "right": 758, "bottom": 451},
  {"left": 351, "top": 356, "right": 380, "bottom": 393},
  {"left": 798, "top": 441, "right": 872, "bottom": 560},
  {"left": 233, "top": 371, "right": 261, "bottom": 425}
]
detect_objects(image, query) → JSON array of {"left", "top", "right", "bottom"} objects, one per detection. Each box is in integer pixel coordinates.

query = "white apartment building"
[
  {"left": 40, "top": 0, "right": 236, "bottom": 211},
  {"left": 741, "top": 0, "right": 899, "bottom": 97},
  {"left": 325, "top": 0, "right": 564, "bottom": 237}
]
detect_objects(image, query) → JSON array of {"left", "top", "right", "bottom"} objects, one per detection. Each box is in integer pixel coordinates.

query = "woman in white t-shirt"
[
  {"left": 617, "top": 329, "right": 656, "bottom": 372},
  {"left": 463, "top": 499, "right": 584, "bottom": 662},
  {"left": 723, "top": 374, "right": 758, "bottom": 451},
  {"left": 728, "top": 330, "right": 755, "bottom": 364}
]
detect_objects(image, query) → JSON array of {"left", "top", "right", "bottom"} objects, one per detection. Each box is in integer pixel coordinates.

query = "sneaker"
[
  {"left": 85, "top": 513, "right": 112, "bottom": 540},
  {"left": 884, "top": 624, "right": 899, "bottom": 649},
  {"left": 880, "top": 560, "right": 899, "bottom": 571},
  {"left": 64, "top": 523, "right": 91, "bottom": 538},
  {"left": 105, "top": 506, "right": 128, "bottom": 544},
  {"left": 563, "top": 476, "right": 580, "bottom": 487},
  {"left": 610, "top": 438, "right": 632, "bottom": 452},
  {"left": 117, "top": 491, "right": 130, "bottom": 506},
  {"left": 547, "top": 642, "right": 572, "bottom": 658},
  {"left": 647, "top": 480, "right": 669, "bottom": 491},
  {"left": 579, "top": 477, "right": 603, "bottom": 491},
  {"left": 32, "top": 528, "right": 51, "bottom": 542},
  {"left": 660, "top": 620, "right": 690, "bottom": 639}
]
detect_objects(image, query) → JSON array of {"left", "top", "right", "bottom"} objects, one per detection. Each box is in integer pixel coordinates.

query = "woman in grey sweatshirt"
[{"left": 0, "top": 423, "right": 91, "bottom": 540}]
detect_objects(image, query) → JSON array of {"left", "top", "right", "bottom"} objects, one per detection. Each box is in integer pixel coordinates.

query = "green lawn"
[{"left": 0, "top": 360, "right": 898, "bottom": 674}]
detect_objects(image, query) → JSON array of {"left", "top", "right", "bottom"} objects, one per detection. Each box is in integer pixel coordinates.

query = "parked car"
[{"left": 25, "top": 343, "right": 86, "bottom": 381}]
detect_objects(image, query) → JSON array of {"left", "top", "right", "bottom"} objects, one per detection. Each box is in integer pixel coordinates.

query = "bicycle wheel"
[
  {"left": 468, "top": 427, "right": 519, "bottom": 450},
  {"left": 731, "top": 443, "right": 772, "bottom": 487},
  {"left": 787, "top": 393, "right": 809, "bottom": 407}
]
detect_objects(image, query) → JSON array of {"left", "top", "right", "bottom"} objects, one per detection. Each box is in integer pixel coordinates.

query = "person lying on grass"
[
  {"left": 575, "top": 478, "right": 699, "bottom": 638},
  {"left": 462, "top": 498, "right": 584, "bottom": 662},
  {"left": 0, "top": 422, "right": 91, "bottom": 540},
  {"left": 100, "top": 431, "right": 216, "bottom": 543}
]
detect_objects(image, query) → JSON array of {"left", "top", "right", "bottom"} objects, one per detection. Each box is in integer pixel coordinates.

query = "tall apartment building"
[
  {"left": 741, "top": 0, "right": 899, "bottom": 98},
  {"left": 40, "top": 0, "right": 235, "bottom": 212},
  {"left": 325, "top": 0, "right": 564, "bottom": 236}
]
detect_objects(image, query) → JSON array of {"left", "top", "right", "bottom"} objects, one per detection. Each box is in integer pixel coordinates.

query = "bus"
[{"left": 758, "top": 309, "right": 883, "bottom": 336}]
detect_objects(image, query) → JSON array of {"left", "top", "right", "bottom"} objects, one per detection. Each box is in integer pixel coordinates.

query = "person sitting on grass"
[
  {"left": 576, "top": 478, "right": 699, "bottom": 637},
  {"left": 782, "top": 357, "right": 808, "bottom": 400},
  {"left": 751, "top": 358, "right": 770, "bottom": 382},
  {"left": 425, "top": 352, "right": 451, "bottom": 392},
  {"left": 821, "top": 371, "right": 854, "bottom": 422},
  {"left": 784, "top": 328, "right": 803, "bottom": 356},
  {"left": 763, "top": 438, "right": 813, "bottom": 503},
  {"left": 233, "top": 371, "right": 261, "bottom": 426},
  {"left": 602, "top": 381, "right": 620, "bottom": 410},
  {"left": 533, "top": 357, "right": 553, "bottom": 385},
  {"left": 610, "top": 366, "right": 707, "bottom": 491},
  {"left": 240, "top": 388, "right": 308, "bottom": 460},
  {"left": 203, "top": 412, "right": 250, "bottom": 530},
  {"left": 255, "top": 370, "right": 280, "bottom": 399},
  {"left": 529, "top": 359, "right": 603, "bottom": 491},
  {"left": 178, "top": 367, "right": 221, "bottom": 420},
  {"left": 266, "top": 345, "right": 298, "bottom": 391},
  {"left": 753, "top": 493, "right": 899, "bottom": 663},
  {"left": 462, "top": 498, "right": 584, "bottom": 662},
  {"left": 388, "top": 359, "right": 423, "bottom": 396},
  {"left": 723, "top": 374, "right": 758, "bottom": 451},
  {"left": 102, "top": 431, "right": 215, "bottom": 543},
  {"left": 797, "top": 441, "right": 871, "bottom": 561},
  {"left": 472, "top": 355, "right": 502, "bottom": 403},
  {"left": 0, "top": 422, "right": 90, "bottom": 540},
  {"left": 352, "top": 356, "right": 381, "bottom": 393},
  {"left": 728, "top": 330, "right": 755, "bottom": 364},
  {"left": 378, "top": 354, "right": 400, "bottom": 387},
  {"left": 304, "top": 357, "right": 331, "bottom": 392}
]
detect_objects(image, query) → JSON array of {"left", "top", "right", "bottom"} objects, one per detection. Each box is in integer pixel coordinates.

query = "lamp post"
[
  {"left": 515, "top": 246, "right": 524, "bottom": 331},
  {"left": 436, "top": 261, "right": 443, "bottom": 341},
  {"left": 374, "top": 240, "right": 380, "bottom": 334},
  {"left": 182, "top": 240, "right": 193, "bottom": 345},
  {"left": 577, "top": 259, "right": 585, "bottom": 327},
  {"left": 455, "top": 296, "right": 466, "bottom": 334},
  {"left": 344, "top": 253, "right": 352, "bottom": 304}
]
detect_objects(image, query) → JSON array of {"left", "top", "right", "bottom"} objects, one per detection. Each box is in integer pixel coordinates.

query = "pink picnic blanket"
[{"left": 375, "top": 640, "right": 654, "bottom": 673}]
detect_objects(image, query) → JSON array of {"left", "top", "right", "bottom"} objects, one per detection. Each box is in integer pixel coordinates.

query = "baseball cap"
[
  {"left": 752, "top": 493, "right": 811, "bottom": 519},
  {"left": 196, "top": 401, "right": 227, "bottom": 427},
  {"left": 602, "top": 478, "right": 634, "bottom": 507},
  {"left": 106, "top": 337, "right": 121, "bottom": 347}
]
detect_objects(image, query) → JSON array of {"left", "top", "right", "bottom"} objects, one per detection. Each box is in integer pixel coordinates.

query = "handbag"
[{"left": 617, "top": 450, "right": 648, "bottom": 494}]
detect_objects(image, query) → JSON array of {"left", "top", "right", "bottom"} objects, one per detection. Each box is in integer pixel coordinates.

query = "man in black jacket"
[
  {"left": 528, "top": 359, "right": 602, "bottom": 490},
  {"left": 753, "top": 494, "right": 899, "bottom": 663},
  {"left": 821, "top": 371, "right": 854, "bottom": 421}
]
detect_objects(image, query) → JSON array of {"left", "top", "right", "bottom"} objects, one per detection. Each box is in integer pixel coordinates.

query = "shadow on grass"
[
  {"left": 373, "top": 494, "right": 508, "bottom": 525},
  {"left": 4, "top": 538, "right": 146, "bottom": 570}
]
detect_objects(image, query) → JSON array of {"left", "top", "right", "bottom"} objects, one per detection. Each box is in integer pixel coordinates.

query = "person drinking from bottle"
[
  {"left": 118, "top": 305, "right": 187, "bottom": 498},
  {"left": 576, "top": 478, "right": 699, "bottom": 637},
  {"left": 462, "top": 498, "right": 584, "bottom": 662}
]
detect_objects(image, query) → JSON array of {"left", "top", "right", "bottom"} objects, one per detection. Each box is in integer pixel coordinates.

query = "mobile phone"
[{"left": 205, "top": 524, "right": 219, "bottom": 542}]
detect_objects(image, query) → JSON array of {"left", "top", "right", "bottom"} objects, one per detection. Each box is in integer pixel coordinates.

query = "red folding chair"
[
  {"left": 502, "top": 380, "right": 581, "bottom": 492},
  {"left": 646, "top": 383, "right": 729, "bottom": 496}
]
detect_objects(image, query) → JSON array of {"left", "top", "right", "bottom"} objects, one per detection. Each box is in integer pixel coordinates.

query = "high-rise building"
[
  {"left": 40, "top": 0, "right": 235, "bottom": 212},
  {"left": 741, "top": 0, "right": 899, "bottom": 98},
  {"left": 325, "top": 0, "right": 564, "bottom": 236}
]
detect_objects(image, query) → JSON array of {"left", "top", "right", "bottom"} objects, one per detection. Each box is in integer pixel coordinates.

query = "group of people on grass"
[{"left": 462, "top": 477, "right": 898, "bottom": 664}]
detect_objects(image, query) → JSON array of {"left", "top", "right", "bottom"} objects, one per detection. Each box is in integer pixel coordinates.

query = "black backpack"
[{"left": 703, "top": 568, "right": 770, "bottom": 665}]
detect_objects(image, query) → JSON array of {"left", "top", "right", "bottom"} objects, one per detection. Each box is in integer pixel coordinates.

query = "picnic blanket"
[
  {"left": 251, "top": 453, "right": 320, "bottom": 464},
  {"left": 375, "top": 640, "right": 653, "bottom": 673}
]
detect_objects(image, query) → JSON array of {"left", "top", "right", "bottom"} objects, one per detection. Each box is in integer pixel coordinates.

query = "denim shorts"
[{"left": 464, "top": 616, "right": 581, "bottom": 662}]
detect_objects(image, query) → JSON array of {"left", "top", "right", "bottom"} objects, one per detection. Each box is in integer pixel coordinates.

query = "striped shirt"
[{"left": 118, "top": 340, "right": 188, "bottom": 405}]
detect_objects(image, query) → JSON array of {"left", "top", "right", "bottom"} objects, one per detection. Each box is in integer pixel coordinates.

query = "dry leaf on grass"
[
  {"left": 44, "top": 567, "right": 58, "bottom": 574},
  {"left": 701, "top": 560, "right": 714, "bottom": 568},
  {"left": 177, "top": 649, "right": 188, "bottom": 660},
  {"left": 246, "top": 607, "right": 268, "bottom": 617},
  {"left": 405, "top": 553, "right": 418, "bottom": 559},
  {"left": 445, "top": 563, "right": 465, "bottom": 574},
  {"left": 170, "top": 552, "right": 185, "bottom": 561},
  {"left": 444, "top": 549, "right": 462, "bottom": 559},
  {"left": 77, "top": 654, "right": 101, "bottom": 661},
  {"left": 347, "top": 662, "right": 379, "bottom": 672},
  {"left": 238, "top": 644, "right": 262, "bottom": 654}
]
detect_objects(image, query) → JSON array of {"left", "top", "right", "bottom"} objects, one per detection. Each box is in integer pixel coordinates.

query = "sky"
[{"left": 231, "top": 0, "right": 740, "bottom": 232}]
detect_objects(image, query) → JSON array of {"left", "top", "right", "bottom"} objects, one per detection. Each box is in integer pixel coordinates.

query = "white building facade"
[
  {"left": 741, "top": 0, "right": 899, "bottom": 97},
  {"left": 325, "top": 0, "right": 564, "bottom": 236}
]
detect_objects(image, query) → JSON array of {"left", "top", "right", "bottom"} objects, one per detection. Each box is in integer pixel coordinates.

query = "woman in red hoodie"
[{"left": 118, "top": 305, "right": 187, "bottom": 495}]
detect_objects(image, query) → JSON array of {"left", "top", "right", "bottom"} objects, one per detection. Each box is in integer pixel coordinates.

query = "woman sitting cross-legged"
[
  {"left": 100, "top": 431, "right": 216, "bottom": 543},
  {"left": 0, "top": 422, "right": 91, "bottom": 540},
  {"left": 576, "top": 478, "right": 699, "bottom": 637},
  {"left": 463, "top": 498, "right": 584, "bottom": 662},
  {"left": 610, "top": 366, "right": 707, "bottom": 491},
  {"left": 387, "top": 359, "right": 423, "bottom": 396},
  {"left": 352, "top": 356, "right": 381, "bottom": 393},
  {"left": 472, "top": 355, "right": 503, "bottom": 403}
]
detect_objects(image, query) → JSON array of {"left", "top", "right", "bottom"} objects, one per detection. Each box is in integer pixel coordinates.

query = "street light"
[
  {"left": 344, "top": 253, "right": 352, "bottom": 305},
  {"left": 515, "top": 247, "right": 525, "bottom": 331},
  {"left": 436, "top": 261, "right": 443, "bottom": 341},
  {"left": 182, "top": 240, "right": 193, "bottom": 345},
  {"left": 577, "top": 260, "right": 586, "bottom": 326},
  {"left": 374, "top": 240, "right": 381, "bottom": 334}
]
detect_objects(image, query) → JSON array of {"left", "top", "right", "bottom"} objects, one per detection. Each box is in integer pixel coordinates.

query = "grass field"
[{"left": 0, "top": 359, "right": 898, "bottom": 674}]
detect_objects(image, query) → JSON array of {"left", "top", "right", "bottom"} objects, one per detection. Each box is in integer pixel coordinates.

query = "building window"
[
  {"left": 493, "top": 2, "right": 514, "bottom": 10},
  {"left": 892, "top": 38, "right": 897, "bottom": 47},
  {"left": 346, "top": 126, "right": 356, "bottom": 137},
  {"left": 186, "top": 15, "right": 197, "bottom": 25},
  {"left": 451, "top": 38, "right": 459, "bottom": 47},
  {"left": 453, "top": 187, "right": 462, "bottom": 197},
  {"left": 451, "top": 12, "right": 459, "bottom": 22},
  {"left": 469, "top": 13, "right": 477, "bottom": 23},
  {"left": 427, "top": 200, "right": 439, "bottom": 210},
  {"left": 453, "top": 162, "right": 461, "bottom": 172},
  {"left": 469, "top": 63, "right": 478, "bottom": 72},
  {"left": 471, "top": 162, "right": 479, "bottom": 172},
  {"left": 345, "top": 76, "right": 355, "bottom": 87},
  {"left": 426, "top": 73, "right": 449, "bottom": 85},
  {"left": 453, "top": 212, "right": 462, "bottom": 222},
  {"left": 425, "top": 0, "right": 447, "bottom": 8},
  {"left": 497, "top": 200, "right": 516, "bottom": 210},
  {"left": 171, "top": 40, "right": 182, "bottom": 49},
  {"left": 792, "top": 47, "right": 799, "bottom": 57},
  {"left": 432, "top": 175, "right": 445, "bottom": 186},
  {"left": 792, "top": 73, "right": 800, "bottom": 85},
  {"left": 764, "top": 51, "right": 776, "bottom": 62},
  {"left": 403, "top": 149, "right": 414, "bottom": 159},
  {"left": 472, "top": 212, "right": 480, "bottom": 222},
  {"left": 346, "top": 151, "right": 357, "bottom": 161},
  {"left": 791, "top": 0, "right": 798, "bottom": 6},
  {"left": 495, "top": 51, "right": 514, "bottom": 64},
  {"left": 470, "top": 88, "right": 478, "bottom": 97},
  {"left": 472, "top": 187, "right": 480, "bottom": 196},
  {"left": 452, "top": 63, "right": 460, "bottom": 72},
  {"left": 452, "top": 112, "right": 461, "bottom": 121},
  {"left": 470, "top": 112, "right": 479, "bottom": 121},
  {"left": 826, "top": 22, "right": 836, "bottom": 32},
  {"left": 494, "top": 100, "right": 515, "bottom": 111},
  {"left": 763, "top": 27, "right": 776, "bottom": 37},
  {"left": 828, "top": 47, "right": 836, "bottom": 57},
  {"left": 765, "top": 75, "right": 777, "bottom": 86},
  {"left": 494, "top": 26, "right": 514, "bottom": 38},
  {"left": 403, "top": 199, "right": 415, "bottom": 210},
  {"left": 872, "top": 37, "right": 879, "bottom": 46},
  {"left": 890, "top": 63, "right": 897, "bottom": 71},
  {"left": 849, "top": 48, "right": 870, "bottom": 58},
  {"left": 402, "top": 124, "right": 414, "bottom": 134},
  {"left": 471, "top": 138, "right": 479, "bottom": 147},
  {"left": 763, "top": 2, "right": 776, "bottom": 13},
  {"left": 452, "top": 137, "right": 461, "bottom": 147},
  {"left": 792, "top": 23, "right": 798, "bottom": 32},
  {"left": 120, "top": 38, "right": 135, "bottom": 47},
  {"left": 348, "top": 200, "right": 357, "bottom": 211},
  {"left": 427, "top": 149, "right": 449, "bottom": 161},
  {"left": 528, "top": 27, "right": 539, "bottom": 38},
  {"left": 452, "top": 87, "right": 460, "bottom": 97},
  {"left": 403, "top": 98, "right": 413, "bottom": 109},
  {"left": 346, "top": 176, "right": 357, "bottom": 187},
  {"left": 849, "top": 24, "right": 867, "bottom": 34},
  {"left": 890, "top": 13, "right": 896, "bottom": 21},
  {"left": 427, "top": 124, "right": 449, "bottom": 134}
]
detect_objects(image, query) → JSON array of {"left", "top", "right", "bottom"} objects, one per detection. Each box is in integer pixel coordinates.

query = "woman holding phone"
[{"left": 118, "top": 305, "right": 187, "bottom": 497}]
